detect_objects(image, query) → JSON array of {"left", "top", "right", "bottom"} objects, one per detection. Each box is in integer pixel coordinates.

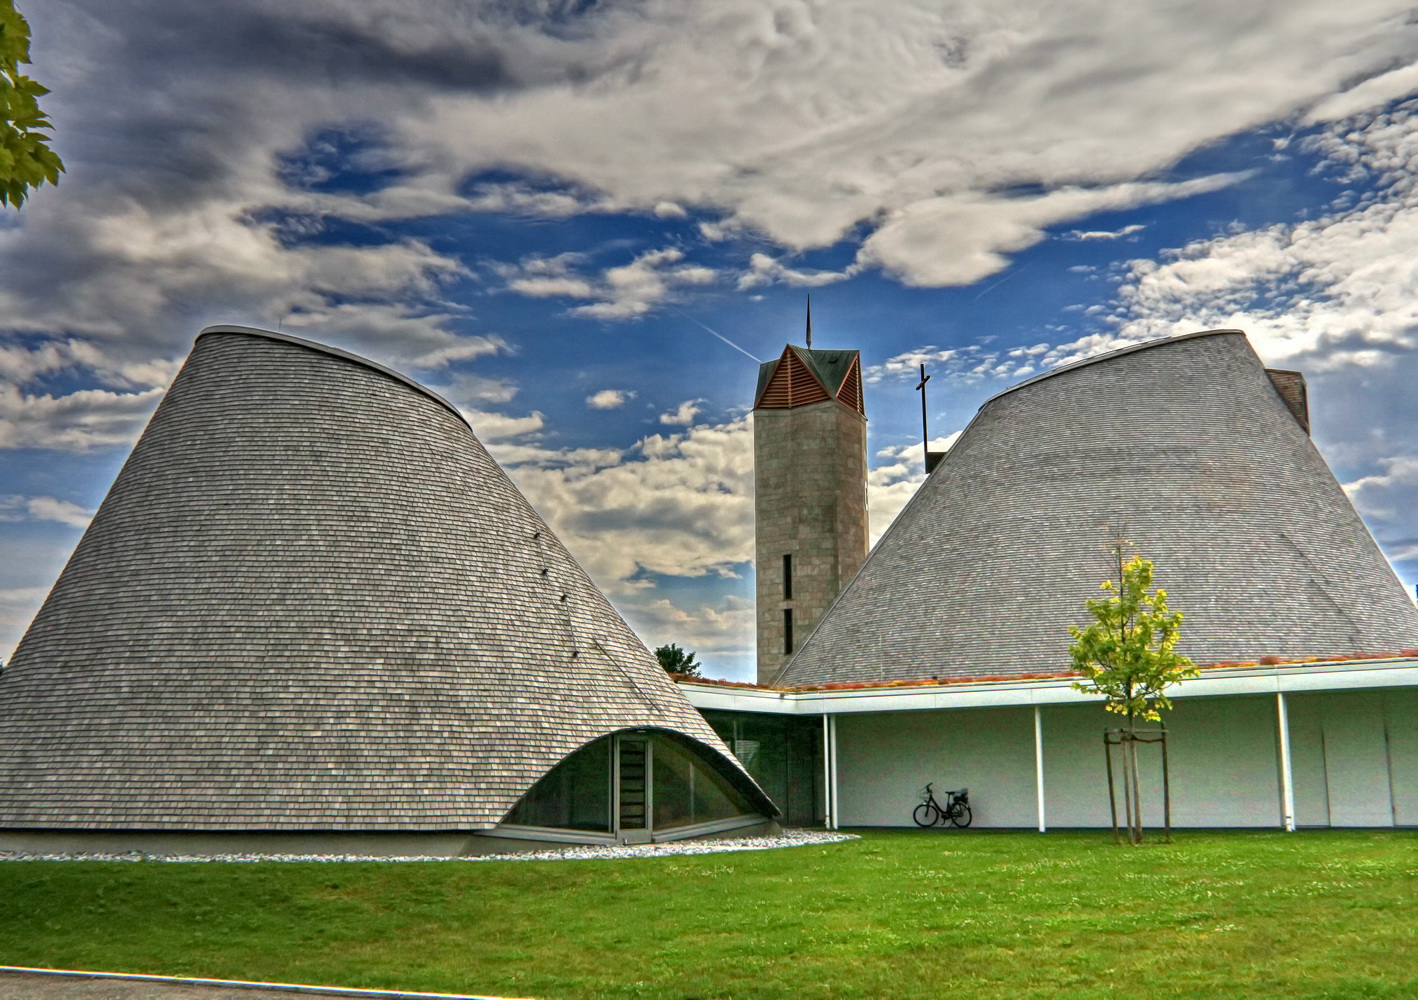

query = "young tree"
[
  {"left": 1, "top": 1, "right": 63, "bottom": 207},
  {"left": 1069, "top": 545, "right": 1197, "bottom": 844},
  {"left": 654, "top": 643, "right": 701, "bottom": 677}
]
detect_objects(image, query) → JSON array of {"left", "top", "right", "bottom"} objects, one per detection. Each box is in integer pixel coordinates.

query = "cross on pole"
[{"left": 916, "top": 363, "right": 931, "bottom": 472}]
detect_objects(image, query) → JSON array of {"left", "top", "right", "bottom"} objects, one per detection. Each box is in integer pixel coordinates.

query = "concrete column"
[
  {"left": 1034, "top": 705, "right": 1046, "bottom": 833},
  {"left": 829, "top": 714, "right": 840, "bottom": 831},
  {"left": 821, "top": 714, "right": 833, "bottom": 830},
  {"left": 1277, "top": 692, "right": 1296, "bottom": 832}
]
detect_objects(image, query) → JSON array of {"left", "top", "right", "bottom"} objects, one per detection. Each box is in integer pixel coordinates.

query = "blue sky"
[{"left": 3, "top": 1, "right": 1418, "bottom": 680}]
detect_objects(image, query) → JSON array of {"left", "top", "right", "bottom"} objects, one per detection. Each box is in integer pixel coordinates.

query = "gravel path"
[
  {"left": 0, "top": 829, "right": 857, "bottom": 863},
  {"left": 0, "top": 972, "right": 360, "bottom": 1000},
  {"left": 0, "top": 972, "right": 518, "bottom": 1000}
]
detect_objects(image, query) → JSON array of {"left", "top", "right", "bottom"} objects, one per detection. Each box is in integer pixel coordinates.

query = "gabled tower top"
[{"left": 753, "top": 344, "right": 864, "bottom": 414}]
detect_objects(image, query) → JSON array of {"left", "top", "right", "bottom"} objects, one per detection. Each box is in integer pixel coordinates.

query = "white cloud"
[
  {"left": 1344, "top": 456, "right": 1418, "bottom": 520},
  {"left": 425, "top": 372, "right": 519, "bottom": 407},
  {"left": 499, "top": 416, "right": 757, "bottom": 596},
  {"left": 1105, "top": 104, "right": 1418, "bottom": 368},
  {"left": 867, "top": 433, "right": 962, "bottom": 542},
  {"left": 0, "top": 495, "right": 95, "bottom": 528},
  {"left": 497, "top": 247, "right": 717, "bottom": 319},
  {"left": 385, "top": 0, "right": 1409, "bottom": 287},
  {"left": 1062, "top": 224, "right": 1146, "bottom": 241},
  {"left": 402, "top": 335, "right": 509, "bottom": 370},
  {"left": 855, "top": 176, "right": 1244, "bottom": 287},
  {"left": 572, "top": 249, "right": 718, "bottom": 320},
  {"left": 624, "top": 594, "right": 756, "bottom": 665},
  {"left": 1306, "top": 63, "right": 1418, "bottom": 123},
  {"left": 462, "top": 409, "right": 546, "bottom": 442},
  {"left": 26, "top": 497, "right": 94, "bottom": 529},
  {"left": 867, "top": 331, "right": 1147, "bottom": 389},
  {"left": 587, "top": 389, "right": 633, "bottom": 410},
  {"left": 0, "top": 586, "right": 48, "bottom": 665},
  {"left": 737, "top": 252, "right": 854, "bottom": 290},
  {"left": 9, "top": 0, "right": 1418, "bottom": 424},
  {"left": 0, "top": 385, "right": 164, "bottom": 452},
  {"left": 659, "top": 400, "right": 702, "bottom": 426}
]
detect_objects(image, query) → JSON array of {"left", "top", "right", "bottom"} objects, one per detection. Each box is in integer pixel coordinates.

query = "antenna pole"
[{"left": 916, "top": 363, "right": 931, "bottom": 471}]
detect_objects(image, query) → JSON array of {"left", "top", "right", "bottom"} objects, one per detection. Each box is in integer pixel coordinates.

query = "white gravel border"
[{"left": 0, "top": 828, "right": 858, "bottom": 863}]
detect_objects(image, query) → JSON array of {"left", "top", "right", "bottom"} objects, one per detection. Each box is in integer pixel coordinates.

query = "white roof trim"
[{"left": 682, "top": 657, "right": 1418, "bottom": 715}]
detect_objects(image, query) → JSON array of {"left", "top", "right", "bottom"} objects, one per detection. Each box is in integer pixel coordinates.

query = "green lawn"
[{"left": 3, "top": 830, "right": 1415, "bottom": 1000}]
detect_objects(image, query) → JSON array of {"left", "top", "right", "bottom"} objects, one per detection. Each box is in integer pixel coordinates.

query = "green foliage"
[
  {"left": 1069, "top": 547, "right": 1198, "bottom": 723},
  {"left": 653, "top": 642, "right": 700, "bottom": 676},
  {"left": 0, "top": 1, "right": 63, "bottom": 208}
]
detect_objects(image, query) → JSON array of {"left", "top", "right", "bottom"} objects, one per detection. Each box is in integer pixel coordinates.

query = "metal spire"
[{"left": 805, "top": 295, "right": 813, "bottom": 349}]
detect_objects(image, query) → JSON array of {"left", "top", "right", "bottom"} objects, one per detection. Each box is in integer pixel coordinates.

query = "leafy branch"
[
  {"left": 0, "top": 1, "right": 63, "bottom": 208},
  {"left": 1069, "top": 546, "right": 1198, "bottom": 723}
]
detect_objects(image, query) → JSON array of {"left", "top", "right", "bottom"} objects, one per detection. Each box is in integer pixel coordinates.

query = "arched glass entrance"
[{"left": 498, "top": 730, "right": 774, "bottom": 844}]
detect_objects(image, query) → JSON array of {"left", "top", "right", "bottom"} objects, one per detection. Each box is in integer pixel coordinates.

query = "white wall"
[
  {"left": 829, "top": 687, "right": 1418, "bottom": 829},
  {"left": 1285, "top": 688, "right": 1418, "bottom": 828},
  {"left": 1286, "top": 694, "right": 1330, "bottom": 826},
  {"left": 1039, "top": 697, "right": 1282, "bottom": 829},
  {"left": 835, "top": 706, "right": 1039, "bottom": 828},
  {"left": 1386, "top": 688, "right": 1418, "bottom": 826}
]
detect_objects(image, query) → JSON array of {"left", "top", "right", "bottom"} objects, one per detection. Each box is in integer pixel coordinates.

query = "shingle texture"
[
  {"left": 778, "top": 330, "right": 1418, "bottom": 686},
  {"left": 0, "top": 328, "right": 758, "bottom": 831}
]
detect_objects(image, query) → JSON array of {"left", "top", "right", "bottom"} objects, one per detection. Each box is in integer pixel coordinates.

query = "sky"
[{"left": 3, "top": 0, "right": 1418, "bottom": 681}]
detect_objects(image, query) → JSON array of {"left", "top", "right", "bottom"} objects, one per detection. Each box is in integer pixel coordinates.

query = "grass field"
[{"left": 2, "top": 830, "right": 1415, "bottom": 1000}]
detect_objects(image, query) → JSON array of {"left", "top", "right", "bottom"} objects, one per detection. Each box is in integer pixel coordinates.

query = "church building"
[
  {"left": 0, "top": 326, "right": 777, "bottom": 856},
  {"left": 1, "top": 321, "right": 1414, "bottom": 849},
  {"left": 683, "top": 328, "right": 1418, "bottom": 832}
]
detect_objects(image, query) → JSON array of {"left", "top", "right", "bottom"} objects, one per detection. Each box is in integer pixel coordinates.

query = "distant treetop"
[{"left": 655, "top": 643, "right": 701, "bottom": 677}]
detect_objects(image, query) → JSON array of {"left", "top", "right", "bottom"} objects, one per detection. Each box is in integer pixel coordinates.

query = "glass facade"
[
  {"left": 504, "top": 736, "right": 612, "bottom": 831},
  {"left": 502, "top": 730, "right": 766, "bottom": 839},
  {"left": 652, "top": 735, "right": 755, "bottom": 829},
  {"left": 701, "top": 710, "right": 824, "bottom": 827}
]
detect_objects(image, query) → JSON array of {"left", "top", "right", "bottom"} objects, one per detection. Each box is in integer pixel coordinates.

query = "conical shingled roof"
[
  {"left": 0, "top": 327, "right": 766, "bottom": 831},
  {"left": 778, "top": 330, "right": 1418, "bottom": 686}
]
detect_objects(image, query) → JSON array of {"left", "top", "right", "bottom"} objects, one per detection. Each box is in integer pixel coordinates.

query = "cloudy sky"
[{"left": 4, "top": 0, "right": 1418, "bottom": 680}]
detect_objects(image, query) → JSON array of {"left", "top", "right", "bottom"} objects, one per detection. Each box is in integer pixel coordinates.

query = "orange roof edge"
[{"left": 672, "top": 649, "right": 1418, "bottom": 693}]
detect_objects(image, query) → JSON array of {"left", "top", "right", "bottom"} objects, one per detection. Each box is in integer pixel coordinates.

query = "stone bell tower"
[{"left": 753, "top": 306, "right": 868, "bottom": 684}]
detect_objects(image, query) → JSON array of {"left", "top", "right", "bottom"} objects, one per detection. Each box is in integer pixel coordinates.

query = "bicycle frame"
[{"left": 913, "top": 782, "right": 972, "bottom": 829}]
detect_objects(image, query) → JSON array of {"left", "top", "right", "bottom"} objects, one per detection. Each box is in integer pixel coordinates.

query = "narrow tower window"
[
  {"left": 783, "top": 554, "right": 793, "bottom": 600},
  {"left": 783, "top": 609, "right": 794, "bottom": 655}
]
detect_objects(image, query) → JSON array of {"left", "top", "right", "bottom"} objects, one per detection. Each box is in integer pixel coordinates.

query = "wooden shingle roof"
[
  {"left": 779, "top": 330, "right": 1418, "bottom": 686},
  {"left": 0, "top": 327, "right": 762, "bottom": 831}
]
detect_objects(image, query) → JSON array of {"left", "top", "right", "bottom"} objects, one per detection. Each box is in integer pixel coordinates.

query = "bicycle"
[{"left": 912, "top": 782, "right": 972, "bottom": 828}]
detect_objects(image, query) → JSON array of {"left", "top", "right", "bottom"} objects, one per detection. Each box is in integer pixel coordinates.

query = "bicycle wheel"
[
  {"left": 948, "top": 803, "right": 973, "bottom": 828},
  {"left": 913, "top": 802, "right": 941, "bottom": 828}
]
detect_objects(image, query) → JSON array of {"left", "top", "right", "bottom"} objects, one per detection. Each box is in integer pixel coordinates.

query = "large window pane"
[
  {"left": 505, "top": 737, "right": 612, "bottom": 832},
  {"left": 702, "top": 710, "right": 821, "bottom": 826},
  {"left": 651, "top": 734, "right": 755, "bottom": 830}
]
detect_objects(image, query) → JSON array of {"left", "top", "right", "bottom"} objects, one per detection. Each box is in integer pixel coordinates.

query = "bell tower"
[{"left": 753, "top": 306, "right": 868, "bottom": 684}]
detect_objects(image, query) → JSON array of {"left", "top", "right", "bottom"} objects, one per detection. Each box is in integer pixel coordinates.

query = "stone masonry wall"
[{"left": 754, "top": 400, "right": 868, "bottom": 684}]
